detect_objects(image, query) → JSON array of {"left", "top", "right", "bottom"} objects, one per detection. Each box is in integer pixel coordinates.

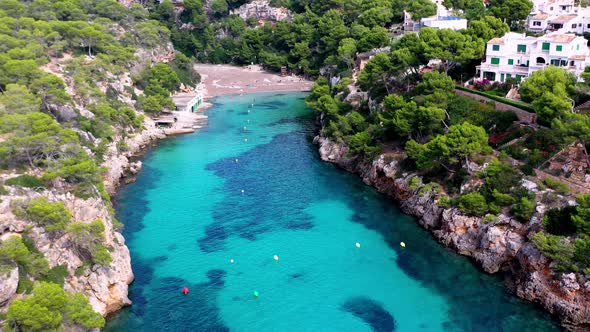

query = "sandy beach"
[
  {"left": 194, "top": 64, "right": 314, "bottom": 98},
  {"left": 164, "top": 64, "right": 312, "bottom": 135}
]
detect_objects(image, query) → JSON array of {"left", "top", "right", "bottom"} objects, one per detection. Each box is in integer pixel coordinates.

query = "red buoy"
[{"left": 182, "top": 287, "right": 189, "bottom": 295}]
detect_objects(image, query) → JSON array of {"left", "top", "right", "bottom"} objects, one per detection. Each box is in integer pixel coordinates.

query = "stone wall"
[{"left": 454, "top": 89, "right": 537, "bottom": 124}]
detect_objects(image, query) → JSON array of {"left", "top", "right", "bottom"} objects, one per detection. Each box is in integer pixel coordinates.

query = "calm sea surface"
[{"left": 106, "top": 92, "right": 560, "bottom": 331}]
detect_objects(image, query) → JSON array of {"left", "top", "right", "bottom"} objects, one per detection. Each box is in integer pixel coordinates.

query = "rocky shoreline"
[
  {"left": 314, "top": 135, "right": 590, "bottom": 331},
  {"left": 0, "top": 114, "right": 192, "bottom": 318}
]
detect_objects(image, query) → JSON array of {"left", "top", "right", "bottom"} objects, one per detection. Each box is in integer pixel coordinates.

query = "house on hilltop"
[
  {"left": 476, "top": 32, "right": 590, "bottom": 83},
  {"left": 403, "top": 0, "right": 467, "bottom": 32}
]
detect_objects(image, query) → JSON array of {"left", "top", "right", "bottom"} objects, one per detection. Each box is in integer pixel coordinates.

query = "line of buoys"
[
  {"left": 355, "top": 242, "right": 361, "bottom": 248},
  {"left": 273, "top": 255, "right": 279, "bottom": 262},
  {"left": 400, "top": 242, "right": 406, "bottom": 248}
]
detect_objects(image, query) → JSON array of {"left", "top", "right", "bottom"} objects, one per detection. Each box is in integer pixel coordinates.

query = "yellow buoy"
[
  {"left": 400, "top": 242, "right": 406, "bottom": 248},
  {"left": 273, "top": 255, "right": 279, "bottom": 261}
]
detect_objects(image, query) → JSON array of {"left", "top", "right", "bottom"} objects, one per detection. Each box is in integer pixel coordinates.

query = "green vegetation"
[
  {"left": 543, "top": 177, "right": 571, "bottom": 195},
  {"left": 67, "top": 220, "right": 111, "bottom": 266},
  {"left": 519, "top": 67, "right": 577, "bottom": 124},
  {"left": 0, "top": 236, "right": 49, "bottom": 279},
  {"left": 455, "top": 85, "right": 534, "bottom": 112},
  {"left": 4, "top": 282, "right": 104, "bottom": 332},
  {"left": 4, "top": 175, "right": 46, "bottom": 189},
  {"left": 458, "top": 192, "right": 488, "bottom": 216},
  {"left": 148, "top": 0, "right": 522, "bottom": 78},
  {"left": 21, "top": 197, "right": 72, "bottom": 232},
  {"left": 0, "top": 0, "right": 208, "bottom": 328}
]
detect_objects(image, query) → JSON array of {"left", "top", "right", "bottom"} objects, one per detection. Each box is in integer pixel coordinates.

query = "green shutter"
[
  {"left": 491, "top": 57, "right": 500, "bottom": 65},
  {"left": 508, "top": 59, "right": 514, "bottom": 65},
  {"left": 492, "top": 45, "right": 500, "bottom": 51},
  {"left": 517, "top": 44, "right": 527, "bottom": 53},
  {"left": 500, "top": 73, "right": 505, "bottom": 82},
  {"left": 542, "top": 42, "right": 550, "bottom": 50},
  {"left": 556, "top": 45, "right": 563, "bottom": 51}
]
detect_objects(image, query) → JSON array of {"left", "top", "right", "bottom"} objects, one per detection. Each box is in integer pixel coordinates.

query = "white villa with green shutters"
[{"left": 476, "top": 32, "right": 590, "bottom": 83}]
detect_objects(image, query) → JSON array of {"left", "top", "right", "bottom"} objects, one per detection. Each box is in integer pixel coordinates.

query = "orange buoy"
[{"left": 182, "top": 287, "right": 189, "bottom": 295}]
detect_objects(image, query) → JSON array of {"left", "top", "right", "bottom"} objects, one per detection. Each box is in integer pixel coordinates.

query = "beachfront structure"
[
  {"left": 172, "top": 85, "right": 204, "bottom": 112},
  {"left": 403, "top": 0, "right": 467, "bottom": 32},
  {"left": 476, "top": 32, "right": 590, "bottom": 83}
]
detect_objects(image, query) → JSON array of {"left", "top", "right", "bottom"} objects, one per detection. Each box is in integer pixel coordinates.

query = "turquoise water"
[{"left": 106, "top": 92, "right": 560, "bottom": 331}]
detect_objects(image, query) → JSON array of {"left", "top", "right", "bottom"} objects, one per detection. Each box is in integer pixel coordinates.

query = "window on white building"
[
  {"left": 492, "top": 44, "right": 500, "bottom": 51},
  {"left": 587, "top": 24, "right": 590, "bottom": 28},
  {"left": 572, "top": 24, "right": 577, "bottom": 28},
  {"left": 533, "top": 21, "right": 541, "bottom": 26}
]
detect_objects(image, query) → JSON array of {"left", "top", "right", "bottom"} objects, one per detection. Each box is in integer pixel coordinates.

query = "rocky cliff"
[
  {"left": 0, "top": 38, "right": 179, "bottom": 320},
  {"left": 314, "top": 135, "right": 590, "bottom": 331},
  {"left": 231, "top": 0, "right": 293, "bottom": 22}
]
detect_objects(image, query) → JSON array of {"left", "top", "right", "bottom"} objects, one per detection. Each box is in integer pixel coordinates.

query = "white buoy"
[
  {"left": 273, "top": 255, "right": 279, "bottom": 261},
  {"left": 247, "top": 119, "right": 250, "bottom": 123},
  {"left": 243, "top": 126, "right": 247, "bottom": 130},
  {"left": 247, "top": 110, "right": 250, "bottom": 113},
  {"left": 400, "top": 242, "right": 406, "bottom": 248},
  {"left": 355, "top": 242, "right": 361, "bottom": 248},
  {"left": 230, "top": 259, "right": 235, "bottom": 264},
  {"left": 235, "top": 158, "right": 239, "bottom": 163},
  {"left": 244, "top": 138, "right": 248, "bottom": 142},
  {"left": 241, "top": 190, "right": 245, "bottom": 194}
]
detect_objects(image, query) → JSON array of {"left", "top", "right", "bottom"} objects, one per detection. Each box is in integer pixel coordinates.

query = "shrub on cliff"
[
  {"left": 0, "top": 236, "right": 49, "bottom": 278},
  {"left": 543, "top": 206, "right": 577, "bottom": 236},
  {"left": 4, "top": 282, "right": 104, "bottom": 332},
  {"left": 67, "top": 220, "right": 112, "bottom": 266},
  {"left": 511, "top": 196, "right": 536, "bottom": 222},
  {"left": 22, "top": 197, "right": 72, "bottom": 232},
  {"left": 406, "top": 123, "right": 490, "bottom": 171},
  {"left": 457, "top": 192, "right": 488, "bottom": 216},
  {"left": 532, "top": 232, "right": 576, "bottom": 272},
  {"left": 4, "top": 175, "right": 46, "bottom": 189}
]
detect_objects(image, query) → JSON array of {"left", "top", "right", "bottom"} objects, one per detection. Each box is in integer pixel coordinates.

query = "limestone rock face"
[
  {"left": 103, "top": 122, "right": 166, "bottom": 194},
  {"left": 314, "top": 135, "right": 590, "bottom": 330},
  {"left": 231, "top": 0, "right": 293, "bottom": 22},
  {"left": 0, "top": 191, "right": 134, "bottom": 316},
  {"left": 0, "top": 264, "right": 19, "bottom": 307}
]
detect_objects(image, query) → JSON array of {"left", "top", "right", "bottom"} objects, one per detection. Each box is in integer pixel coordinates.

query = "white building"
[
  {"left": 403, "top": 0, "right": 467, "bottom": 32},
  {"left": 476, "top": 32, "right": 590, "bottom": 83},
  {"left": 171, "top": 84, "right": 204, "bottom": 112},
  {"left": 531, "top": 0, "right": 575, "bottom": 15},
  {"left": 526, "top": 0, "right": 590, "bottom": 34}
]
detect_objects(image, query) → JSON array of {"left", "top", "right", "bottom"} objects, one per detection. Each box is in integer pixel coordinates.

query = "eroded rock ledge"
[{"left": 314, "top": 135, "right": 590, "bottom": 331}]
